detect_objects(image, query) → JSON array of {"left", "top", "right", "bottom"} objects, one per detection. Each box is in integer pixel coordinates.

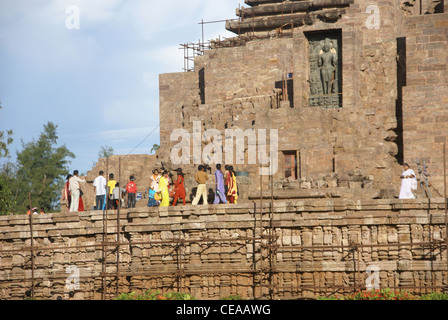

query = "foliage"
[
  {"left": 0, "top": 128, "right": 14, "bottom": 159},
  {"left": 0, "top": 176, "right": 13, "bottom": 214},
  {"left": 420, "top": 292, "right": 448, "bottom": 300},
  {"left": 317, "top": 295, "right": 340, "bottom": 300},
  {"left": 0, "top": 102, "right": 14, "bottom": 159},
  {"left": 8, "top": 122, "right": 75, "bottom": 214},
  {"left": 150, "top": 144, "right": 160, "bottom": 154},
  {"left": 0, "top": 103, "right": 16, "bottom": 214},
  {"left": 98, "top": 145, "right": 114, "bottom": 159},
  {"left": 0, "top": 160, "right": 17, "bottom": 215},
  {"left": 344, "top": 288, "right": 418, "bottom": 300},
  {"left": 220, "top": 295, "right": 244, "bottom": 300},
  {"left": 115, "top": 290, "right": 245, "bottom": 301},
  {"left": 319, "top": 288, "right": 424, "bottom": 300},
  {"left": 115, "top": 290, "right": 196, "bottom": 300}
]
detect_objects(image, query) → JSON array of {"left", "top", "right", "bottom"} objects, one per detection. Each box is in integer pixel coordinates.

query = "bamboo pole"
[
  {"left": 28, "top": 192, "right": 35, "bottom": 299},
  {"left": 116, "top": 157, "right": 121, "bottom": 296},
  {"left": 102, "top": 157, "right": 109, "bottom": 300},
  {"left": 444, "top": 143, "right": 447, "bottom": 289}
]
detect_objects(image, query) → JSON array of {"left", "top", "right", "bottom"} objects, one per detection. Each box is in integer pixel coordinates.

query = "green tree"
[
  {"left": 150, "top": 144, "right": 160, "bottom": 154},
  {"left": 0, "top": 129, "right": 13, "bottom": 159},
  {"left": 0, "top": 102, "right": 14, "bottom": 159},
  {"left": 0, "top": 161, "right": 16, "bottom": 214},
  {"left": 0, "top": 176, "right": 13, "bottom": 214},
  {"left": 98, "top": 145, "right": 114, "bottom": 158},
  {"left": 11, "top": 122, "right": 75, "bottom": 213},
  {"left": 0, "top": 102, "right": 14, "bottom": 214}
]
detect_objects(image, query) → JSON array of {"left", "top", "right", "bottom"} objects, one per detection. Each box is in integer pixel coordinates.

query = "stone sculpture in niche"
[
  {"left": 308, "top": 35, "right": 341, "bottom": 108},
  {"left": 319, "top": 38, "right": 338, "bottom": 95}
]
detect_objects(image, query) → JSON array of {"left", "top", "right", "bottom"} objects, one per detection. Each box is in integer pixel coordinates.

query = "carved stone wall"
[
  {"left": 155, "top": 0, "right": 448, "bottom": 203},
  {"left": 0, "top": 199, "right": 446, "bottom": 300},
  {"left": 73, "top": 1, "right": 447, "bottom": 210},
  {"left": 158, "top": 0, "right": 412, "bottom": 200}
]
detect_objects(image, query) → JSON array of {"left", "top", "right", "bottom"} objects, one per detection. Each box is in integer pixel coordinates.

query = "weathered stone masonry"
[
  {"left": 84, "top": 1, "right": 448, "bottom": 206},
  {"left": 0, "top": 199, "right": 446, "bottom": 300},
  {"left": 156, "top": 0, "right": 448, "bottom": 203},
  {"left": 3, "top": 0, "right": 447, "bottom": 301}
]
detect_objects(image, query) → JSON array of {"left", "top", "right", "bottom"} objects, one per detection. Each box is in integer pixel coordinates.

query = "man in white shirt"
[
  {"left": 69, "top": 170, "right": 87, "bottom": 212},
  {"left": 399, "top": 163, "right": 418, "bottom": 199},
  {"left": 93, "top": 170, "right": 107, "bottom": 210}
]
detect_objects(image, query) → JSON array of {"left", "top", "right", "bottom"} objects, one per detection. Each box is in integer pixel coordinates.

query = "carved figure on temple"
[
  {"left": 318, "top": 38, "right": 338, "bottom": 95},
  {"left": 310, "top": 69, "right": 321, "bottom": 96}
]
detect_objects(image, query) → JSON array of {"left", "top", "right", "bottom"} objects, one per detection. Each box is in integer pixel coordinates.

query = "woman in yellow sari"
[
  {"left": 226, "top": 166, "right": 238, "bottom": 204},
  {"left": 159, "top": 170, "right": 170, "bottom": 207}
]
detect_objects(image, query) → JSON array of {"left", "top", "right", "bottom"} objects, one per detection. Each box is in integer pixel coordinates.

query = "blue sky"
[{"left": 0, "top": 0, "right": 242, "bottom": 174}]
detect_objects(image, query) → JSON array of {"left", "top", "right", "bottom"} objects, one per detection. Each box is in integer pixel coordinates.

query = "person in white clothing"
[
  {"left": 69, "top": 170, "right": 87, "bottom": 212},
  {"left": 399, "top": 163, "right": 417, "bottom": 199},
  {"left": 150, "top": 169, "right": 161, "bottom": 192},
  {"left": 93, "top": 171, "right": 107, "bottom": 210}
]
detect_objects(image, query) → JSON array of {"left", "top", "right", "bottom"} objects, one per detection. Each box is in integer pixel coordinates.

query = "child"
[
  {"left": 147, "top": 186, "right": 159, "bottom": 207},
  {"left": 111, "top": 182, "right": 121, "bottom": 209},
  {"left": 151, "top": 169, "right": 161, "bottom": 192},
  {"left": 107, "top": 173, "right": 117, "bottom": 209},
  {"left": 126, "top": 175, "right": 138, "bottom": 208}
]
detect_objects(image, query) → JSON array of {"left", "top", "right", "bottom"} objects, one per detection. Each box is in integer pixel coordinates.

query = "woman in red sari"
[
  {"left": 61, "top": 175, "right": 72, "bottom": 213},
  {"left": 78, "top": 189, "right": 85, "bottom": 211},
  {"left": 172, "top": 168, "right": 186, "bottom": 206}
]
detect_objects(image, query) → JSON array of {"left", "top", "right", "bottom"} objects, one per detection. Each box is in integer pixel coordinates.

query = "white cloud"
[
  {"left": 0, "top": 0, "right": 241, "bottom": 72},
  {"left": 0, "top": 0, "right": 243, "bottom": 174},
  {"left": 0, "top": 1, "right": 105, "bottom": 71}
]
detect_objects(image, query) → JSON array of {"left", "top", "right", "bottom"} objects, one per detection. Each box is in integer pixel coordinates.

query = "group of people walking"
[
  {"left": 62, "top": 170, "right": 139, "bottom": 212},
  {"left": 147, "top": 164, "right": 239, "bottom": 208},
  {"left": 56, "top": 160, "right": 421, "bottom": 214},
  {"left": 61, "top": 164, "right": 240, "bottom": 213},
  {"left": 92, "top": 171, "right": 138, "bottom": 210},
  {"left": 191, "top": 164, "right": 238, "bottom": 205}
]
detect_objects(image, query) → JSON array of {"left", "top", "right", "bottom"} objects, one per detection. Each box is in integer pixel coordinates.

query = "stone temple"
[
  {"left": 1, "top": 0, "right": 447, "bottom": 301},
  {"left": 84, "top": 0, "right": 448, "bottom": 207}
]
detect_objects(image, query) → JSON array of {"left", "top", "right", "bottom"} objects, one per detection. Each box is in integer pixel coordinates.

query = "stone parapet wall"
[{"left": 0, "top": 199, "right": 447, "bottom": 300}]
